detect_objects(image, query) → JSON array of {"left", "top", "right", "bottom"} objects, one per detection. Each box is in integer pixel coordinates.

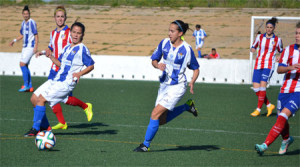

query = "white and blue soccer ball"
[{"left": 35, "top": 131, "right": 56, "bottom": 150}]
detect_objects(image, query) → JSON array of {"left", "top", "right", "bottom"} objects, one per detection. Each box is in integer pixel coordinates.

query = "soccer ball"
[{"left": 35, "top": 131, "right": 56, "bottom": 150}]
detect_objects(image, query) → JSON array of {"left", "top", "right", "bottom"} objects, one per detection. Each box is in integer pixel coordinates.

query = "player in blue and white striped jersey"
[
  {"left": 9, "top": 5, "right": 38, "bottom": 92},
  {"left": 24, "top": 22, "right": 95, "bottom": 137},
  {"left": 193, "top": 24, "right": 207, "bottom": 58},
  {"left": 134, "top": 20, "right": 200, "bottom": 152}
]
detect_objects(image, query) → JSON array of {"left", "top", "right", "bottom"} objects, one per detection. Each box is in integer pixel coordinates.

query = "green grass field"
[{"left": 0, "top": 76, "right": 299, "bottom": 166}]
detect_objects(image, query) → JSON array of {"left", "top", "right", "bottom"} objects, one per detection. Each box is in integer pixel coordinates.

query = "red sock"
[
  {"left": 52, "top": 103, "right": 66, "bottom": 124},
  {"left": 280, "top": 122, "right": 290, "bottom": 140},
  {"left": 264, "top": 115, "right": 287, "bottom": 146},
  {"left": 65, "top": 96, "right": 88, "bottom": 110},
  {"left": 255, "top": 91, "right": 269, "bottom": 105},
  {"left": 257, "top": 90, "right": 266, "bottom": 109}
]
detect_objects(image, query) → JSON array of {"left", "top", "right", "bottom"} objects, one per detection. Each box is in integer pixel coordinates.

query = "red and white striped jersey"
[
  {"left": 48, "top": 25, "right": 72, "bottom": 72},
  {"left": 279, "top": 44, "right": 300, "bottom": 93},
  {"left": 252, "top": 33, "right": 283, "bottom": 70}
]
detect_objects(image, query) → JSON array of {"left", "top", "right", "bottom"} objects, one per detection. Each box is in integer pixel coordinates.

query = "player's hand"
[
  {"left": 36, "top": 50, "right": 46, "bottom": 58},
  {"left": 250, "top": 48, "right": 256, "bottom": 53},
  {"left": 33, "top": 47, "right": 38, "bottom": 54},
  {"left": 292, "top": 63, "right": 300, "bottom": 70},
  {"left": 72, "top": 73, "right": 81, "bottom": 83},
  {"left": 276, "top": 57, "right": 280, "bottom": 62},
  {"left": 9, "top": 41, "right": 14, "bottom": 46},
  {"left": 189, "top": 82, "right": 194, "bottom": 94},
  {"left": 157, "top": 63, "right": 166, "bottom": 71}
]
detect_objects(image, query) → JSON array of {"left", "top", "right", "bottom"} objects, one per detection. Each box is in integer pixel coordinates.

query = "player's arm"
[
  {"left": 152, "top": 60, "right": 166, "bottom": 71},
  {"left": 277, "top": 64, "right": 300, "bottom": 74},
  {"left": 73, "top": 65, "right": 94, "bottom": 80},
  {"left": 9, "top": 35, "right": 23, "bottom": 46},
  {"left": 189, "top": 68, "right": 199, "bottom": 94},
  {"left": 48, "top": 54, "right": 61, "bottom": 67},
  {"left": 33, "top": 34, "right": 39, "bottom": 54}
]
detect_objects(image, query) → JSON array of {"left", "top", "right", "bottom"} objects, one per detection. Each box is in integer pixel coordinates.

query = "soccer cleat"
[
  {"left": 251, "top": 110, "right": 260, "bottom": 117},
  {"left": 24, "top": 128, "right": 39, "bottom": 137},
  {"left": 133, "top": 143, "right": 150, "bottom": 152},
  {"left": 18, "top": 85, "right": 30, "bottom": 92},
  {"left": 29, "top": 87, "right": 34, "bottom": 92},
  {"left": 279, "top": 136, "right": 294, "bottom": 155},
  {"left": 84, "top": 103, "right": 93, "bottom": 122},
  {"left": 40, "top": 126, "right": 52, "bottom": 132},
  {"left": 266, "top": 104, "right": 275, "bottom": 117},
  {"left": 255, "top": 143, "right": 268, "bottom": 156},
  {"left": 52, "top": 122, "right": 68, "bottom": 130},
  {"left": 186, "top": 99, "right": 198, "bottom": 117}
]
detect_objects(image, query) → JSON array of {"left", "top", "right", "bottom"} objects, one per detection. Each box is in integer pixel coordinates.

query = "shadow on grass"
[
  {"left": 68, "top": 122, "right": 109, "bottom": 129},
  {"left": 263, "top": 149, "right": 300, "bottom": 157},
  {"left": 154, "top": 145, "right": 220, "bottom": 152},
  {"left": 261, "top": 113, "right": 277, "bottom": 117},
  {"left": 54, "top": 129, "right": 118, "bottom": 136}
]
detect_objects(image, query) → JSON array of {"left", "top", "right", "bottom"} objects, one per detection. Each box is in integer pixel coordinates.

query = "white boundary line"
[{"left": 0, "top": 118, "right": 299, "bottom": 138}]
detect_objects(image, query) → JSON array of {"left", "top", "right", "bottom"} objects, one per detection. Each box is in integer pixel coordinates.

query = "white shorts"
[
  {"left": 34, "top": 80, "right": 75, "bottom": 107},
  {"left": 196, "top": 41, "right": 204, "bottom": 49},
  {"left": 155, "top": 82, "right": 187, "bottom": 111},
  {"left": 21, "top": 48, "right": 34, "bottom": 64}
]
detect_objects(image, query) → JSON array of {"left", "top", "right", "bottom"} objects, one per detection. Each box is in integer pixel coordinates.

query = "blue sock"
[
  {"left": 143, "top": 118, "right": 159, "bottom": 148},
  {"left": 198, "top": 50, "right": 202, "bottom": 58},
  {"left": 20, "top": 66, "right": 29, "bottom": 87},
  {"left": 27, "top": 68, "right": 32, "bottom": 87},
  {"left": 32, "top": 105, "right": 46, "bottom": 131},
  {"left": 166, "top": 104, "right": 189, "bottom": 123},
  {"left": 40, "top": 114, "right": 49, "bottom": 129}
]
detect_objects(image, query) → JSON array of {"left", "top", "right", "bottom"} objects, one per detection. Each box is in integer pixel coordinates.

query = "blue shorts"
[
  {"left": 252, "top": 69, "right": 272, "bottom": 83},
  {"left": 277, "top": 92, "right": 300, "bottom": 115}
]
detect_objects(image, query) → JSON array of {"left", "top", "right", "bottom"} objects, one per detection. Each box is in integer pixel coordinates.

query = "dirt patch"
[{"left": 0, "top": 5, "right": 299, "bottom": 59}]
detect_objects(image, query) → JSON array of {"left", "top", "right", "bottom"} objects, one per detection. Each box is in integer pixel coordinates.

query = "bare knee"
[
  {"left": 31, "top": 94, "right": 38, "bottom": 107},
  {"left": 36, "top": 95, "right": 47, "bottom": 106}
]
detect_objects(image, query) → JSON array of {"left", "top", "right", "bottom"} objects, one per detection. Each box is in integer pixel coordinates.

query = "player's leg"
[
  {"left": 255, "top": 93, "right": 299, "bottom": 155},
  {"left": 259, "top": 69, "right": 274, "bottom": 116},
  {"left": 64, "top": 95, "right": 93, "bottom": 121},
  {"left": 251, "top": 69, "right": 262, "bottom": 116},
  {"left": 24, "top": 95, "right": 47, "bottom": 137},
  {"left": 134, "top": 104, "right": 167, "bottom": 152},
  {"left": 51, "top": 103, "right": 68, "bottom": 130},
  {"left": 19, "top": 48, "right": 34, "bottom": 92}
]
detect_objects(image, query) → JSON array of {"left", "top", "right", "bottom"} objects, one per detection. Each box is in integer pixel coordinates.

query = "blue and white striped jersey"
[
  {"left": 193, "top": 29, "right": 207, "bottom": 45},
  {"left": 151, "top": 38, "right": 199, "bottom": 85},
  {"left": 20, "top": 18, "right": 38, "bottom": 48},
  {"left": 53, "top": 43, "right": 95, "bottom": 84}
]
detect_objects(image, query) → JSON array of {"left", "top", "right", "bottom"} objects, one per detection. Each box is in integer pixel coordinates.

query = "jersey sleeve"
[
  {"left": 192, "top": 30, "right": 196, "bottom": 37},
  {"left": 278, "top": 46, "right": 289, "bottom": 67},
  {"left": 277, "top": 38, "right": 283, "bottom": 53},
  {"left": 151, "top": 39, "right": 164, "bottom": 62},
  {"left": 20, "top": 22, "right": 23, "bottom": 35},
  {"left": 203, "top": 30, "right": 207, "bottom": 37},
  {"left": 187, "top": 47, "right": 200, "bottom": 70},
  {"left": 48, "top": 32, "right": 53, "bottom": 51},
  {"left": 82, "top": 46, "right": 95, "bottom": 67},
  {"left": 30, "top": 20, "right": 38, "bottom": 35},
  {"left": 251, "top": 35, "right": 260, "bottom": 49}
]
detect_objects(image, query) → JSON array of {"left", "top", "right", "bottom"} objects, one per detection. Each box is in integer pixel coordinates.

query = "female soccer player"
[
  {"left": 9, "top": 5, "right": 38, "bottom": 92},
  {"left": 255, "top": 22, "right": 300, "bottom": 155},
  {"left": 24, "top": 22, "right": 95, "bottom": 137},
  {"left": 193, "top": 24, "right": 207, "bottom": 58},
  {"left": 134, "top": 20, "right": 200, "bottom": 152},
  {"left": 35, "top": 6, "right": 93, "bottom": 130},
  {"left": 250, "top": 17, "right": 283, "bottom": 117}
]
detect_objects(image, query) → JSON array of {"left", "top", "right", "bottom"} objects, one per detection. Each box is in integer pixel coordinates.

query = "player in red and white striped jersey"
[
  {"left": 35, "top": 6, "right": 93, "bottom": 131},
  {"left": 255, "top": 22, "right": 300, "bottom": 156},
  {"left": 250, "top": 17, "right": 283, "bottom": 117}
]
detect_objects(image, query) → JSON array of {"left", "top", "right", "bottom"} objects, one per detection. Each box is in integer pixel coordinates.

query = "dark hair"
[
  {"left": 297, "top": 21, "right": 300, "bottom": 28},
  {"left": 71, "top": 22, "right": 85, "bottom": 42},
  {"left": 212, "top": 48, "right": 216, "bottom": 51},
  {"left": 257, "top": 31, "right": 261, "bottom": 34},
  {"left": 22, "top": 5, "right": 30, "bottom": 14},
  {"left": 266, "top": 17, "right": 278, "bottom": 27},
  {"left": 195, "top": 24, "right": 201, "bottom": 29},
  {"left": 171, "top": 20, "right": 190, "bottom": 35}
]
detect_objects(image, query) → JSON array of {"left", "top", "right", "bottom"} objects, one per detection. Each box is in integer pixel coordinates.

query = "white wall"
[{"left": 0, "top": 52, "right": 284, "bottom": 85}]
